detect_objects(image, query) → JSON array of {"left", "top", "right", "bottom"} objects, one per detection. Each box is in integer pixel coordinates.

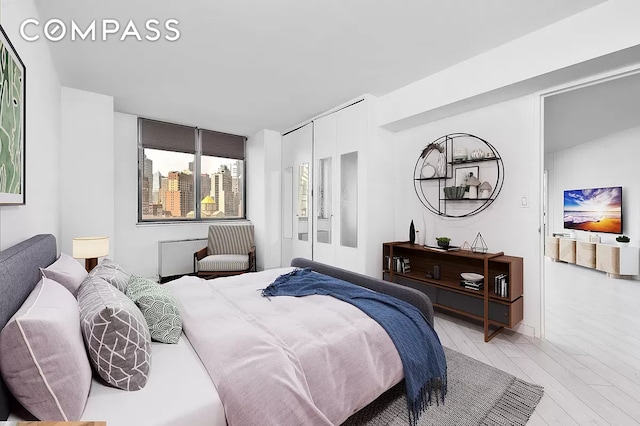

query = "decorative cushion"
[
  {"left": 198, "top": 254, "right": 249, "bottom": 272},
  {"left": 207, "top": 223, "right": 254, "bottom": 255},
  {"left": 126, "top": 275, "right": 183, "bottom": 344},
  {"left": 77, "top": 275, "right": 151, "bottom": 391},
  {"left": 89, "top": 258, "right": 131, "bottom": 293},
  {"left": 0, "top": 278, "right": 92, "bottom": 421},
  {"left": 40, "top": 252, "right": 88, "bottom": 296}
]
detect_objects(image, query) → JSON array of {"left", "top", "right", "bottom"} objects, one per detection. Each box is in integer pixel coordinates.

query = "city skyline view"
[{"left": 141, "top": 148, "right": 244, "bottom": 220}]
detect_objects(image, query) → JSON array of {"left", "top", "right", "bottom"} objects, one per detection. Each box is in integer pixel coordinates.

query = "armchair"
[{"left": 194, "top": 223, "right": 256, "bottom": 279}]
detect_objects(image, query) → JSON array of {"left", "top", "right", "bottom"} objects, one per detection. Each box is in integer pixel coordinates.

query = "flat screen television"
[{"left": 563, "top": 186, "right": 622, "bottom": 234}]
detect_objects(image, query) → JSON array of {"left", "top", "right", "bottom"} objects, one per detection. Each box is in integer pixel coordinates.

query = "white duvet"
[{"left": 167, "top": 267, "right": 403, "bottom": 426}]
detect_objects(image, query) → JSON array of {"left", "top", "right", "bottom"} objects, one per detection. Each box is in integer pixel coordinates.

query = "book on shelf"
[
  {"left": 424, "top": 245, "right": 461, "bottom": 252},
  {"left": 494, "top": 273, "right": 508, "bottom": 297},
  {"left": 401, "top": 257, "right": 411, "bottom": 273},
  {"left": 387, "top": 256, "right": 411, "bottom": 273},
  {"left": 461, "top": 280, "right": 484, "bottom": 290}
]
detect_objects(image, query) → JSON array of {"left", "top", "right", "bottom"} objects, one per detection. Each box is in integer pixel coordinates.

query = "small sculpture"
[
  {"left": 471, "top": 232, "right": 488, "bottom": 254},
  {"left": 478, "top": 181, "right": 492, "bottom": 198}
]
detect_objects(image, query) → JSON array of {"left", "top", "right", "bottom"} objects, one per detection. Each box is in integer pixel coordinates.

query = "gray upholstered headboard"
[
  {"left": 0, "top": 234, "right": 57, "bottom": 420},
  {"left": 290, "top": 258, "right": 434, "bottom": 326}
]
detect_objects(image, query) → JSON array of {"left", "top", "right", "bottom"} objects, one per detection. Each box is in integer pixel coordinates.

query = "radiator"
[{"left": 158, "top": 238, "right": 207, "bottom": 280}]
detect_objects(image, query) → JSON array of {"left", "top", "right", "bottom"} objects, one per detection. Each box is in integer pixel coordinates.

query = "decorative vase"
[
  {"left": 409, "top": 221, "right": 416, "bottom": 244},
  {"left": 617, "top": 241, "right": 630, "bottom": 247}
]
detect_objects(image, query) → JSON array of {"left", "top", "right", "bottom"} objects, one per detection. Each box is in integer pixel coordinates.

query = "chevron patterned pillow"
[
  {"left": 77, "top": 276, "right": 151, "bottom": 391},
  {"left": 126, "top": 275, "right": 183, "bottom": 344}
]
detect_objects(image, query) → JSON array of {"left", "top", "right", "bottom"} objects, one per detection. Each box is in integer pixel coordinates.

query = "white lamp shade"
[{"left": 73, "top": 236, "right": 109, "bottom": 259}]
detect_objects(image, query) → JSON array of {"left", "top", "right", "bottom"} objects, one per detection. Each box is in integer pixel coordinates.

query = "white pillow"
[
  {"left": 0, "top": 278, "right": 92, "bottom": 420},
  {"left": 40, "top": 253, "right": 88, "bottom": 296}
]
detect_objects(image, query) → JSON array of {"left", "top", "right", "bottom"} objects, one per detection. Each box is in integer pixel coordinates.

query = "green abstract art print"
[{"left": 0, "top": 25, "right": 25, "bottom": 205}]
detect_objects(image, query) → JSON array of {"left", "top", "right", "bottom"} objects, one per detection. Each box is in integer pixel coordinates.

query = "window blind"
[
  {"left": 139, "top": 118, "right": 196, "bottom": 154},
  {"left": 200, "top": 129, "right": 245, "bottom": 160}
]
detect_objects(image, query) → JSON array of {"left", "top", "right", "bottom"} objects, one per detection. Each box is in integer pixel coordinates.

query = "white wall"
[
  {"left": 113, "top": 112, "right": 217, "bottom": 278},
  {"left": 545, "top": 125, "right": 640, "bottom": 247},
  {"left": 246, "top": 129, "right": 281, "bottom": 270},
  {"left": 378, "top": 0, "right": 640, "bottom": 131},
  {"left": 0, "top": 0, "right": 61, "bottom": 250},
  {"left": 393, "top": 95, "right": 541, "bottom": 336},
  {"left": 60, "top": 88, "right": 114, "bottom": 255}
]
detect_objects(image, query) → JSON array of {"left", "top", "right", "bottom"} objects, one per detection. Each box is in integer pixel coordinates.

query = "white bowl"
[{"left": 461, "top": 272, "right": 484, "bottom": 282}]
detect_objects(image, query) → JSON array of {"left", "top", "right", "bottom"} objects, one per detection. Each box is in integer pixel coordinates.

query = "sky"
[{"left": 145, "top": 149, "right": 238, "bottom": 176}]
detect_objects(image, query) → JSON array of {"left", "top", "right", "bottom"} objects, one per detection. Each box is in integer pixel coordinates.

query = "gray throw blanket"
[{"left": 262, "top": 268, "right": 447, "bottom": 425}]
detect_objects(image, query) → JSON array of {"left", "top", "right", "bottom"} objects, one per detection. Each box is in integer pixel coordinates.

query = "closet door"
[
  {"left": 334, "top": 101, "right": 365, "bottom": 271},
  {"left": 313, "top": 114, "right": 336, "bottom": 265},
  {"left": 281, "top": 124, "right": 313, "bottom": 267},
  {"left": 312, "top": 101, "right": 366, "bottom": 271}
]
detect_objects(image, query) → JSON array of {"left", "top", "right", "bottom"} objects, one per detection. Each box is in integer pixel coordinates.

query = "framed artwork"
[
  {"left": 454, "top": 166, "right": 479, "bottom": 197},
  {"left": 0, "top": 25, "right": 26, "bottom": 205}
]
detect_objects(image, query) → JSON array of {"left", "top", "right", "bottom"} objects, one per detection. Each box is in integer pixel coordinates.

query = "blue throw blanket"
[{"left": 262, "top": 268, "right": 447, "bottom": 425}]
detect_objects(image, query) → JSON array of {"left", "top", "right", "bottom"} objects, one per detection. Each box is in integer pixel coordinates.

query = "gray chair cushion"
[
  {"left": 199, "top": 254, "right": 249, "bottom": 272},
  {"left": 77, "top": 276, "right": 151, "bottom": 391},
  {"left": 207, "top": 223, "right": 254, "bottom": 255}
]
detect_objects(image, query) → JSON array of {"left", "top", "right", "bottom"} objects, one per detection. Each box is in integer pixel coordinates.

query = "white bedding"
[
  {"left": 9, "top": 267, "right": 402, "bottom": 425},
  {"left": 10, "top": 336, "right": 225, "bottom": 426},
  {"left": 168, "top": 267, "right": 404, "bottom": 425}
]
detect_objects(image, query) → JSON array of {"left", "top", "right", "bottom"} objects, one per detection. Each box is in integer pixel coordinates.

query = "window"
[{"left": 138, "top": 118, "right": 245, "bottom": 222}]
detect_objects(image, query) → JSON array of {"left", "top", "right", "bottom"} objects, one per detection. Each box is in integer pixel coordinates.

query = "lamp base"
[{"left": 85, "top": 257, "right": 98, "bottom": 273}]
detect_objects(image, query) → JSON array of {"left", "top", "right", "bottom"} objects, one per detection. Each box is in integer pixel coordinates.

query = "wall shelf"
[{"left": 414, "top": 133, "right": 504, "bottom": 217}]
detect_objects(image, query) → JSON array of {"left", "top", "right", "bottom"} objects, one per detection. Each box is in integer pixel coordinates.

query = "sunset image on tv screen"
[{"left": 563, "top": 186, "right": 622, "bottom": 234}]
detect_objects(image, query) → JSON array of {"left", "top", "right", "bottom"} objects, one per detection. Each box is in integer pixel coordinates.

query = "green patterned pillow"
[{"left": 125, "top": 275, "right": 182, "bottom": 344}]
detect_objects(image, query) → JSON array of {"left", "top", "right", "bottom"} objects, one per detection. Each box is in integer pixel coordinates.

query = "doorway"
[{"left": 541, "top": 68, "right": 640, "bottom": 340}]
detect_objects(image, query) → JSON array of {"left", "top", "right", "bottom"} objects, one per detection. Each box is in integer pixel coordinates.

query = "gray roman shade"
[
  {"left": 201, "top": 129, "right": 245, "bottom": 160},
  {"left": 139, "top": 118, "right": 197, "bottom": 154}
]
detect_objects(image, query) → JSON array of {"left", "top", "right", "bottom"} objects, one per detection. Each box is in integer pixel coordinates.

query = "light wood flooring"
[{"left": 433, "top": 258, "right": 640, "bottom": 425}]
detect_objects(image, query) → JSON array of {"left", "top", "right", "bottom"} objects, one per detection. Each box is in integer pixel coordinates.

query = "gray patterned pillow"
[
  {"left": 89, "top": 258, "right": 131, "bottom": 293},
  {"left": 77, "top": 275, "right": 151, "bottom": 391},
  {"left": 126, "top": 275, "right": 183, "bottom": 344}
]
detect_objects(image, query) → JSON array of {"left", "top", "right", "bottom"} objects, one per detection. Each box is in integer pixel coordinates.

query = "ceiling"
[
  {"left": 34, "top": 0, "right": 605, "bottom": 136},
  {"left": 544, "top": 72, "right": 640, "bottom": 153}
]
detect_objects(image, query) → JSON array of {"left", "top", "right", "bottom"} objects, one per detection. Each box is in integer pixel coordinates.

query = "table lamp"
[{"left": 73, "top": 236, "right": 109, "bottom": 272}]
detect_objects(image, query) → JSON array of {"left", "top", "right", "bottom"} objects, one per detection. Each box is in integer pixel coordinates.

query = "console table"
[
  {"left": 382, "top": 242, "right": 523, "bottom": 342},
  {"left": 545, "top": 236, "right": 640, "bottom": 277}
]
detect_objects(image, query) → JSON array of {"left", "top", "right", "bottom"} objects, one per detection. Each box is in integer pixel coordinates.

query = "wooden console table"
[{"left": 382, "top": 242, "right": 523, "bottom": 342}]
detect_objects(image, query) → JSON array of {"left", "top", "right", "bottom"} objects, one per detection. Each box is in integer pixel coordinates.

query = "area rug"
[{"left": 343, "top": 347, "right": 544, "bottom": 426}]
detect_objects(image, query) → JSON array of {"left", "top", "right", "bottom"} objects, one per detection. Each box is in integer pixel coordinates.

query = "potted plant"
[
  {"left": 616, "top": 235, "right": 630, "bottom": 246},
  {"left": 436, "top": 237, "right": 451, "bottom": 249}
]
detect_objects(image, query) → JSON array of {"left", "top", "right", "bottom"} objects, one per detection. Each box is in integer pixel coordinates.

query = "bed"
[{"left": 0, "top": 234, "right": 437, "bottom": 425}]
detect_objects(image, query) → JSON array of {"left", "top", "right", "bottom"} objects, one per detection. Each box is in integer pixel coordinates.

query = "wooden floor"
[{"left": 434, "top": 258, "right": 640, "bottom": 426}]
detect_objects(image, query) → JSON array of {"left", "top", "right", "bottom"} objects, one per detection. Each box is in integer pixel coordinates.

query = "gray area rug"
[{"left": 343, "top": 347, "right": 544, "bottom": 426}]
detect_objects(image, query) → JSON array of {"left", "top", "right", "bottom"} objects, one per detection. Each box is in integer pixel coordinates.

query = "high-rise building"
[
  {"left": 201, "top": 173, "right": 211, "bottom": 199},
  {"left": 165, "top": 171, "right": 182, "bottom": 217},
  {"left": 159, "top": 176, "right": 169, "bottom": 211},
  {"left": 152, "top": 171, "right": 162, "bottom": 204},
  {"left": 142, "top": 155, "right": 153, "bottom": 215},
  {"left": 213, "top": 165, "right": 234, "bottom": 216},
  {"left": 178, "top": 171, "right": 194, "bottom": 217}
]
